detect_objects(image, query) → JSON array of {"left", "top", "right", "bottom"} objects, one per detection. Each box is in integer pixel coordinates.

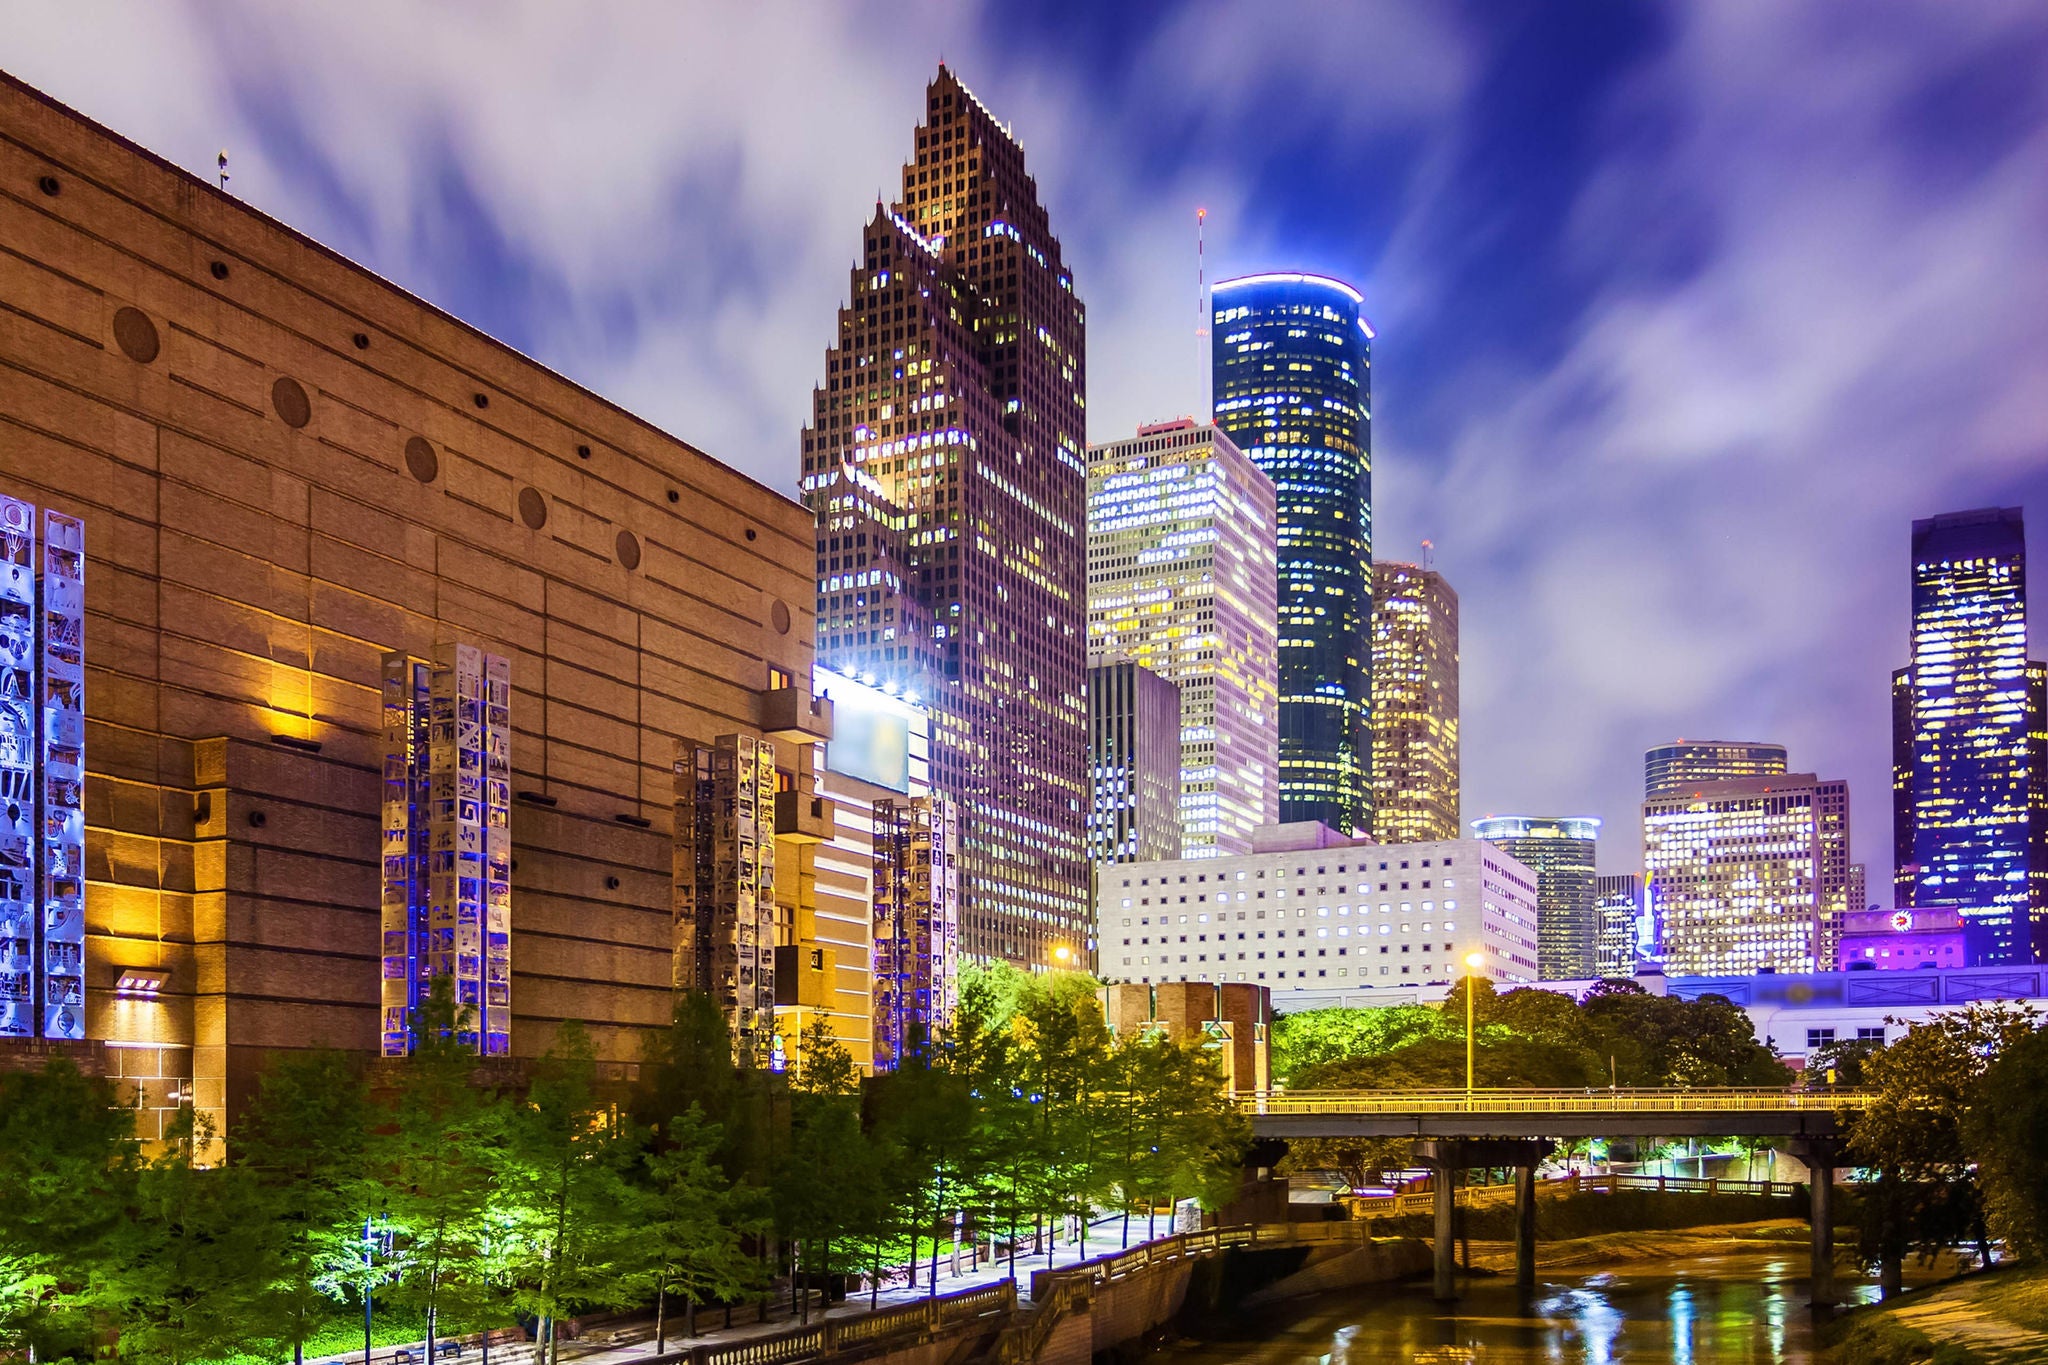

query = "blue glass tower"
[
  {"left": 1211, "top": 273, "right": 1373, "bottom": 833},
  {"left": 1893, "top": 508, "right": 2048, "bottom": 963}
]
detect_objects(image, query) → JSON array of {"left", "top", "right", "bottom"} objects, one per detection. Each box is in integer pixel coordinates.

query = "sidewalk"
[{"left": 340, "top": 1213, "right": 1156, "bottom": 1365}]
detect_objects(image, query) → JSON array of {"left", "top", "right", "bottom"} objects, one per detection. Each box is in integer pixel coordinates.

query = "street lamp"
[
  {"left": 1463, "top": 952, "right": 1485, "bottom": 1095},
  {"left": 1052, "top": 944, "right": 1073, "bottom": 967}
]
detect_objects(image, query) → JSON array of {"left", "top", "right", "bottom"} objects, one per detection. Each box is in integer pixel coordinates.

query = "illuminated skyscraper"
[
  {"left": 1086, "top": 658, "right": 1184, "bottom": 867},
  {"left": 1644, "top": 740, "right": 1789, "bottom": 798},
  {"left": 1086, "top": 420, "right": 1278, "bottom": 856},
  {"left": 1471, "top": 816, "right": 1600, "bottom": 979},
  {"left": 1892, "top": 508, "right": 2048, "bottom": 963},
  {"left": 1212, "top": 273, "right": 1372, "bottom": 835},
  {"left": 1644, "top": 773, "right": 1853, "bottom": 975},
  {"left": 1594, "top": 873, "right": 1642, "bottom": 978},
  {"left": 1370, "top": 561, "right": 1459, "bottom": 843},
  {"left": 799, "top": 66, "right": 1088, "bottom": 968}
]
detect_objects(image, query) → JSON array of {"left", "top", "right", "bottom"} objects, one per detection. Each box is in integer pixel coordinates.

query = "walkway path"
[{"left": 321, "top": 1213, "right": 1154, "bottom": 1365}]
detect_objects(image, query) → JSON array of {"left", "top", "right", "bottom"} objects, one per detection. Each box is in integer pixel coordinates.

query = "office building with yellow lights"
[
  {"left": 1370, "top": 560, "right": 1459, "bottom": 843},
  {"left": 1086, "top": 420, "right": 1279, "bottom": 856},
  {"left": 1093, "top": 823, "right": 1539, "bottom": 998},
  {"left": 1470, "top": 815, "right": 1600, "bottom": 979},
  {"left": 1891, "top": 508, "right": 2047, "bottom": 963},
  {"left": 1085, "top": 657, "right": 1183, "bottom": 867},
  {"left": 1645, "top": 740, "right": 1789, "bottom": 798},
  {"left": 1644, "top": 774, "right": 1854, "bottom": 975}
]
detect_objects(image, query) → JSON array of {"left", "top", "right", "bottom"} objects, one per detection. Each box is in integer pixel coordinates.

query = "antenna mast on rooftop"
[
  {"left": 1421, "top": 538, "right": 1435, "bottom": 571},
  {"left": 1196, "top": 207, "right": 1209, "bottom": 420},
  {"left": 216, "top": 150, "right": 229, "bottom": 193}
]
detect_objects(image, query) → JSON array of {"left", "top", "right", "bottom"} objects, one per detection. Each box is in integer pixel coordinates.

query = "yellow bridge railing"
[{"left": 1241, "top": 1087, "right": 1875, "bottom": 1115}]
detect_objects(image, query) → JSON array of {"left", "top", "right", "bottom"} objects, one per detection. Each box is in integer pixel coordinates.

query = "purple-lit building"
[{"left": 1836, "top": 906, "right": 1969, "bottom": 972}]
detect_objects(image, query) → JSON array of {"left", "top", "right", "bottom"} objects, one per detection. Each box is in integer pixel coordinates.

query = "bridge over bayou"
[{"left": 1242, "top": 1087, "right": 1873, "bottom": 1303}]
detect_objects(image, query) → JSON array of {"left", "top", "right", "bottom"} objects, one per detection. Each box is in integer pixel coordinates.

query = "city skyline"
[{"left": 7, "top": 4, "right": 2045, "bottom": 878}]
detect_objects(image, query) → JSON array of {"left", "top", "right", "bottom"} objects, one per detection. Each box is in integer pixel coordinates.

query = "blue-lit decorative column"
[
  {"left": 0, "top": 495, "right": 85, "bottom": 1043},
  {"left": 378, "top": 644, "right": 511, "bottom": 1057},
  {"left": 871, "top": 793, "right": 958, "bottom": 1069},
  {"left": 673, "top": 734, "right": 778, "bottom": 1053}
]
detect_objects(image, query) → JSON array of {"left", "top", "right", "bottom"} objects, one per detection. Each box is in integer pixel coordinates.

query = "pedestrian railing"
[
  {"left": 645, "top": 1280, "right": 1016, "bottom": 1365},
  {"left": 1242, "top": 1087, "right": 1874, "bottom": 1116}
]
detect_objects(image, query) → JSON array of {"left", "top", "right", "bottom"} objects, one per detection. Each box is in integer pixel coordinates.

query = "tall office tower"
[
  {"left": 1470, "top": 816, "right": 1600, "bottom": 979},
  {"left": 799, "top": 65, "right": 1088, "bottom": 968},
  {"left": 1370, "top": 561, "right": 1460, "bottom": 843},
  {"left": 1644, "top": 773, "right": 1853, "bottom": 975},
  {"left": 1086, "top": 420, "right": 1279, "bottom": 856},
  {"left": 1086, "top": 658, "right": 1184, "bottom": 866},
  {"left": 1893, "top": 508, "right": 2048, "bottom": 963},
  {"left": 872, "top": 794, "right": 960, "bottom": 1068},
  {"left": 378, "top": 645, "right": 513, "bottom": 1057},
  {"left": 675, "top": 734, "right": 780, "bottom": 1052},
  {"left": 0, "top": 497, "right": 85, "bottom": 1042},
  {"left": 1644, "top": 740, "right": 1789, "bottom": 798},
  {"left": 1594, "top": 874, "right": 1642, "bottom": 979},
  {"left": 1212, "top": 273, "right": 1373, "bottom": 835}
]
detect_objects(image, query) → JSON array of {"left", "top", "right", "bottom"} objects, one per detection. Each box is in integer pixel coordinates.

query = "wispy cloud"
[{"left": 4, "top": 0, "right": 2042, "bottom": 879}]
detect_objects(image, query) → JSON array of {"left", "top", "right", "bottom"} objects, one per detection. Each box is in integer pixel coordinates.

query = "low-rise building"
[
  {"left": 1092, "top": 823, "right": 1540, "bottom": 997},
  {"left": 1834, "top": 906, "right": 1968, "bottom": 972}
]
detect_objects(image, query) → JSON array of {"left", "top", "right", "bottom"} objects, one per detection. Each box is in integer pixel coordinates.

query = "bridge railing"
[
  {"left": 1342, "top": 1171, "right": 1800, "bottom": 1218},
  {"left": 1241, "top": 1087, "right": 1874, "bottom": 1115}
]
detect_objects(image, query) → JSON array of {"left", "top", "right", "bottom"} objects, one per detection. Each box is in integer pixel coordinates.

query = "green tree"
[
  {"left": 1850, "top": 1002, "right": 2038, "bottom": 1291},
  {"left": 774, "top": 1019, "right": 867, "bottom": 1320},
  {"left": 1269, "top": 1005, "right": 1447, "bottom": 1083},
  {"left": 104, "top": 1109, "right": 276, "bottom": 1365},
  {"left": 637, "top": 1107, "right": 763, "bottom": 1347},
  {"left": 1277, "top": 1135, "right": 1410, "bottom": 1194},
  {"left": 1960, "top": 1021, "right": 2048, "bottom": 1258},
  {"left": 379, "top": 978, "right": 509, "bottom": 1365},
  {"left": 501, "top": 1021, "right": 641, "bottom": 1365},
  {"left": 0, "top": 1061, "right": 138, "bottom": 1358},
  {"left": 234, "top": 1049, "right": 378, "bottom": 1365}
]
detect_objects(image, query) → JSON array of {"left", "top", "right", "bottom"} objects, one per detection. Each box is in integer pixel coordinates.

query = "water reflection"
[{"left": 1153, "top": 1254, "right": 1884, "bottom": 1364}]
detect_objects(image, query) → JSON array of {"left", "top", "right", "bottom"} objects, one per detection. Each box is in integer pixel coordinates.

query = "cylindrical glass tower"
[{"left": 1211, "top": 273, "right": 1373, "bottom": 834}]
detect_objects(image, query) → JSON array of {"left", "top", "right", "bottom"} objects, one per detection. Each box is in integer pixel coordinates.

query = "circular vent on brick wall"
[{"left": 404, "top": 437, "right": 439, "bottom": 483}]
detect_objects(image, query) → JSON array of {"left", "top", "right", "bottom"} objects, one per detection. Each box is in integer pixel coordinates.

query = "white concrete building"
[{"left": 1092, "top": 822, "right": 1540, "bottom": 995}]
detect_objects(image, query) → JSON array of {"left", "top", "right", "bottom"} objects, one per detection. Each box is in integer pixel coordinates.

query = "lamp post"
[
  {"left": 1052, "top": 944, "right": 1073, "bottom": 968},
  {"left": 1462, "top": 952, "right": 1485, "bottom": 1095}
]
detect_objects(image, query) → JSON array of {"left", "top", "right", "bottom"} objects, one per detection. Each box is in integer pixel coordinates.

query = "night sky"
[{"left": 9, "top": 1, "right": 2046, "bottom": 876}]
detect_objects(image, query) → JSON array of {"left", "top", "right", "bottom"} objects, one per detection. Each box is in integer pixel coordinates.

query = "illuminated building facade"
[
  {"left": 0, "top": 496, "right": 85, "bottom": 1042},
  {"left": 1644, "top": 740, "right": 1789, "bottom": 798},
  {"left": 872, "top": 793, "right": 959, "bottom": 1068},
  {"left": 1086, "top": 658, "right": 1183, "bottom": 866},
  {"left": 675, "top": 735, "right": 781, "bottom": 1052},
  {"left": 791, "top": 666, "right": 957, "bottom": 1072},
  {"left": 1594, "top": 873, "right": 1643, "bottom": 978},
  {"left": 1836, "top": 906, "right": 1968, "bottom": 972},
  {"left": 799, "top": 65, "right": 1089, "bottom": 969},
  {"left": 1891, "top": 508, "right": 2048, "bottom": 963},
  {"left": 1093, "top": 826, "right": 1540, "bottom": 997},
  {"left": 1370, "top": 561, "right": 1459, "bottom": 843},
  {"left": 1470, "top": 816, "right": 1600, "bottom": 979},
  {"left": 1644, "top": 773, "right": 1853, "bottom": 975},
  {"left": 378, "top": 646, "right": 513, "bottom": 1056},
  {"left": 1211, "top": 273, "right": 1373, "bottom": 836},
  {"left": 1086, "top": 420, "right": 1279, "bottom": 857}
]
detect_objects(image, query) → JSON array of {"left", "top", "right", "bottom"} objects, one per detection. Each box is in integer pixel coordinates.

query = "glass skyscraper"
[
  {"left": 1086, "top": 420, "right": 1279, "bottom": 857},
  {"left": 1471, "top": 815, "right": 1600, "bottom": 979},
  {"left": 1892, "top": 508, "right": 2047, "bottom": 963},
  {"left": 1644, "top": 740, "right": 1789, "bottom": 799},
  {"left": 1212, "top": 274, "right": 1373, "bottom": 834},
  {"left": 800, "top": 66, "right": 1089, "bottom": 968},
  {"left": 1371, "top": 561, "right": 1459, "bottom": 843},
  {"left": 1085, "top": 658, "right": 1184, "bottom": 868}
]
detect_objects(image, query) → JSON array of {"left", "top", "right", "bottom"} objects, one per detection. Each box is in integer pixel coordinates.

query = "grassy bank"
[{"left": 1824, "top": 1261, "right": 2048, "bottom": 1365}]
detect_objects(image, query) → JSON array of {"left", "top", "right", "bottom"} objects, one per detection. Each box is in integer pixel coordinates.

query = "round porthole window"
[
  {"left": 771, "top": 600, "right": 792, "bottom": 635},
  {"left": 615, "top": 530, "right": 642, "bottom": 570}
]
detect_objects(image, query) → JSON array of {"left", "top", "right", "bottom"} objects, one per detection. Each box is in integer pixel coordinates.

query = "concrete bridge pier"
[
  {"left": 1790, "top": 1136, "right": 1843, "bottom": 1308},
  {"left": 1415, "top": 1137, "right": 1555, "bottom": 1301}
]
